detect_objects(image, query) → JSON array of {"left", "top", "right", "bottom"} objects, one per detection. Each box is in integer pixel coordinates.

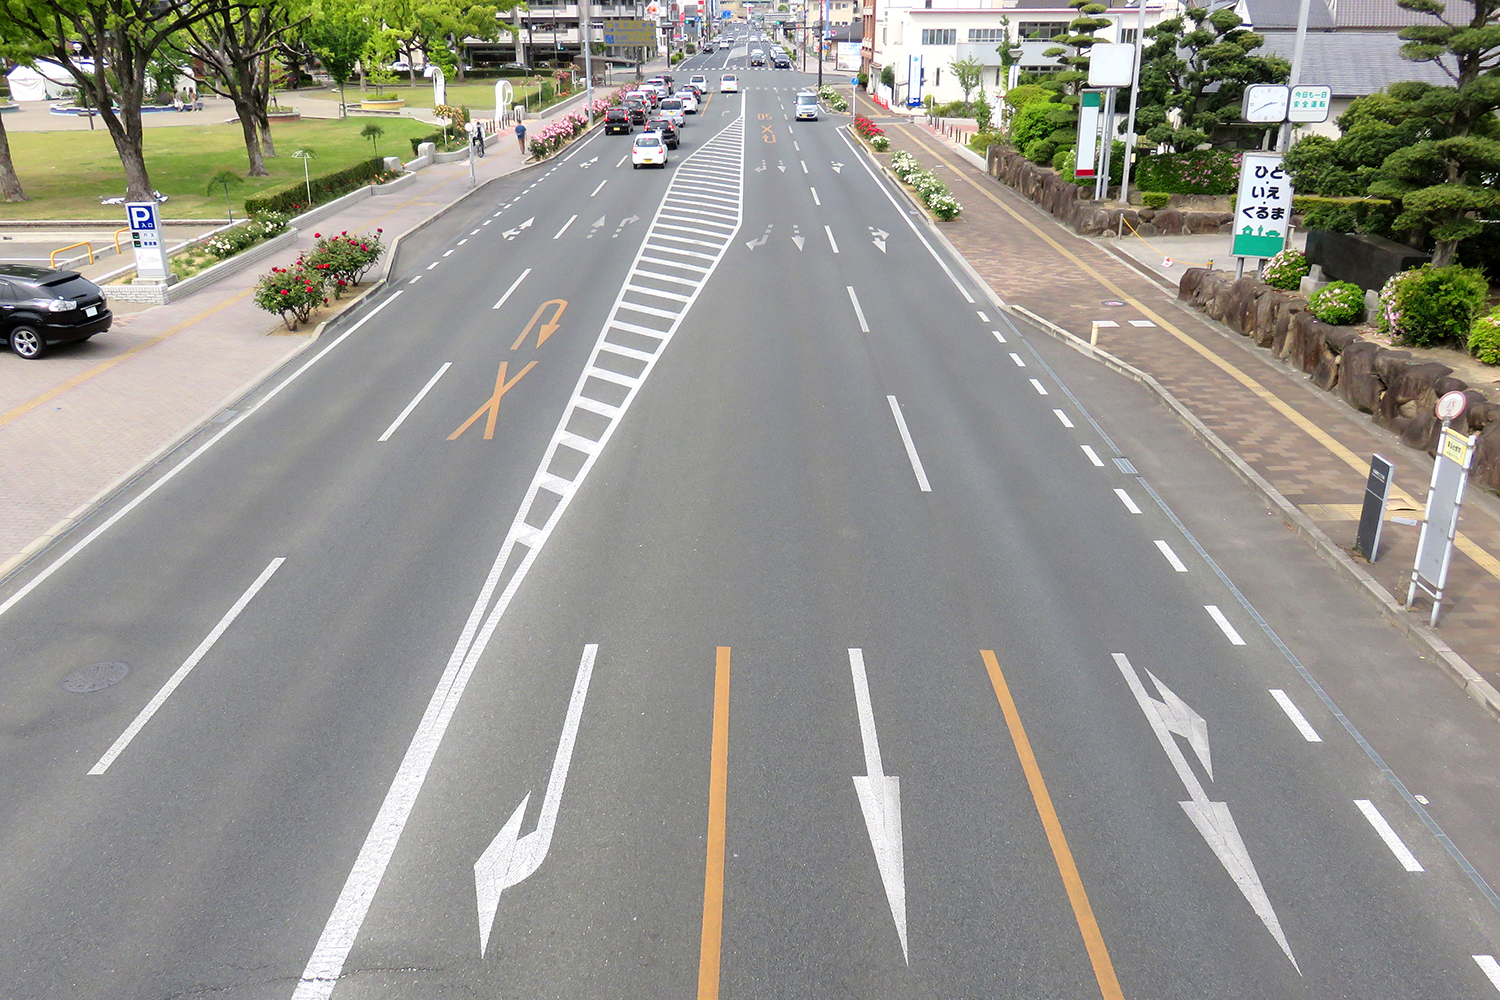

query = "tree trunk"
[
  {"left": 0, "top": 112, "right": 26, "bottom": 202},
  {"left": 235, "top": 99, "right": 269, "bottom": 176},
  {"left": 256, "top": 109, "right": 278, "bottom": 158},
  {"left": 1433, "top": 240, "right": 1458, "bottom": 268}
]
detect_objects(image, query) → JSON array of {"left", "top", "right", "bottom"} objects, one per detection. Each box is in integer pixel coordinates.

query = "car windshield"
[
  {"left": 722, "top": 75, "right": 736, "bottom": 81},
  {"left": 637, "top": 137, "right": 660, "bottom": 146},
  {"left": 797, "top": 94, "right": 817, "bottom": 105},
  {"left": 661, "top": 100, "right": 683, "bottom": 109}
]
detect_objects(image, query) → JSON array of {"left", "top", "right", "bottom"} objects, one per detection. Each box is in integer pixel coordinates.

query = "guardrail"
[
  {"left": 50, "top": 241, "right": 94, "bottom": 267},
  {"left": 114, "top": 227, "right": 129, "bottom": 254}
]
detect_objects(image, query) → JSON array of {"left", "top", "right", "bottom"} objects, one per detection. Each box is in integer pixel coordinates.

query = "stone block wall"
[{"left": 1178, "top": 267, "right": 1500, "bottom": 493}]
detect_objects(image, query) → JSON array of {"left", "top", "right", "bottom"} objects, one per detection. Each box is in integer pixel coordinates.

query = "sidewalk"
[
  {"left": 864, "top": 94, "right": 1500, "bottom": 694},
  {"left": 0, "top": 94, "right": 596, "bottom": 579}
]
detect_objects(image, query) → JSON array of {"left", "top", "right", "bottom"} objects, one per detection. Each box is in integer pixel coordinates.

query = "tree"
[
  {"left": 0, "top": 9, "right": 48, "bottom": 201},
  {"left": 1041, "top": 0, "right": 1113, "bottom": 101},
  {"left": 880, "top": 63, "right": 895, "bottom": 90},
  {"left": 6, "top": 0, "right": 223, "bottom": 203},
  {"left": 948, "top": 54, "right": 983, "bottom": 107},
  {"left": 177, "top": 0, "right": 307, "bottom": 177},
  {"left": 303, "top": 0, "right": 371, "bottom": 116},
  {"left": 206, "top": 168, "right": 242, "bottom": 219},
  {"left": 1135, "top": 7, "right": 1288, "bottom": 152},
  {"left": 360, "top": 121, "right": 384, "bottom": 155}
]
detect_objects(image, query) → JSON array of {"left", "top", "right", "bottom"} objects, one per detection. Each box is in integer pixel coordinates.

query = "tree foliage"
[{"left": 948, "top": 55, "right": 983, "bottom": 106}]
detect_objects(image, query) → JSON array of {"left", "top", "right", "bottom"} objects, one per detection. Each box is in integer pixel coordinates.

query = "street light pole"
[
  {"left": 1117, "top": 0, "right": 1149, "bottom": 217},
  {"left": 582, "top": 0, "right": 594, "bottom": 112},
  {"left": 1278, "top": 0, "right": 1312, "bottom": 151}
]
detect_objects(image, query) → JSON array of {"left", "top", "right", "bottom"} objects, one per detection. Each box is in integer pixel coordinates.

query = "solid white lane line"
[
  {"left": 1270, "top": 689, "right": 1323, "bottom": 742},
  {"left": 810, "top": 187, "right": 821, "bottom": 205},
  {"left": 1029, "top": 378, "right": 1048, "bottom": 395},
  {"left": 616, "top": 154, "right": 628, "bottom": 167},
  {"left": 553, "top": 214, "right": 578, "bottom": 239},
  {"left": 491, "top": 268, "right": 532, "bottom": 310},
  {"left": 443, "top": 249, "right": 455, "bottom": 257},
  {"left": 90, "top": 557, "right": 285, "bottom": 774},
  {"left": 1081, "top": 445, "right": 1105, "bottom": 467},
  {"left": 1153, "top": 539, "right": 1188, "bottom": 572},
  {"left": 887, "top": 396, "right": 932, "bottom": 493},
  {"left": 378, "top": 363, "right": 452, "bottom": 442},
  {"left": 1009, "top": 352, "right": 1026, "bottom": 367},
  {"left": 847, "top": 286, "right": 870, "bottom": 333},
  {"left": 1355, "top": 799, "right": 1425, "bottom": 871},
  {"left": 1475, "top": 955, "right": 1500, "bottom": 990},
  {"left": 992, "top": 329, "right": 1007, "bottom": 344},
  {"left": 1114, "top": 488, "right": 1141, "bottom": 514},
  {"left": 1052, "top": 408, "right": 1073, "bottom": 428},
  {"left": 1205, "top": 605, "right": 1247, "bottom": 645},
  {"left": 591, "top": 179, "right": 608, "bottom": 197},
  {"left": 825, "top": 225, "right": 840, "bottom": 253}
]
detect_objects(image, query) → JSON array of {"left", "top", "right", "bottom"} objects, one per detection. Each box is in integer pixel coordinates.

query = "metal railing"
[{"left": 50, "top": 241, "right": 95, "bottom": 267}]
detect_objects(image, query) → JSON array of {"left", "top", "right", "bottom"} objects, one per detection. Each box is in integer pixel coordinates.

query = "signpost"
[
  {"left": 1288, "top": 84, "right": 1331, "bottom": 123},
  {"left": 1407, "top": 391, "right": 1475, "bottom": 626},
  {"left": 1074, "top": 90, "right": 1102, "bottom": 181},
  {"left": 125, "top": 202, "right": 168, "bottom": 282},
  {"left": 1232, "top": 152, "right": 1292, "bottom": 274},
  {"left": 1355, "top": 454, "right": 1395, "bottom": 562}
]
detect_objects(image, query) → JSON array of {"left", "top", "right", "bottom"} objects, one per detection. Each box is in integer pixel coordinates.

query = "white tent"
[{"left": 6, "top": 62, "right": 76, "bottom": 101}]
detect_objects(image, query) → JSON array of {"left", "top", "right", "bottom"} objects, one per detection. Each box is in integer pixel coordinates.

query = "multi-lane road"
[{"left": 6, "top": 34, "right": 1500, "bottom": 1000}]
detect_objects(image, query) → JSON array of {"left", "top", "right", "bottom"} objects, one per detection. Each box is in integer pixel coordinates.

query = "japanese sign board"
[
  {"left": 602, "top": 18, "right": 654, "bottom": 44},
  {"left": 1074, "top": 90, "right": 1102, "bottom": 180},
  {"left": 1408, "top": 426, "right": 1478, "bottom": 626},
  {"left": 1356, "top": 454, "right": 1394, "bottom": 563},
  {"left": 1288, "top": 85, "right": 1332, "bottom": 123},
  {"left": 126, "top": 201, "right": 168, "bottom": 281},
  {"left": 1232, "top": 152, "right": 1292, "bottom": 260}
]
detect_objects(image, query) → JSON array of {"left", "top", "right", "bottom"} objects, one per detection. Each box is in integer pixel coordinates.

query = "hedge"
[
  {"left": 244, "top": 157, "right": 387, "bottom": 216},
  {"left": 1133, "top": 149, "right": 1239, "bottom": 196}
]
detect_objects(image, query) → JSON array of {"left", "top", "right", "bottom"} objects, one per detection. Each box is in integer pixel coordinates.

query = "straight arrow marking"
[
  {"left": 847, "top": 649, "right": 908, "bottom": 963},
  {"left": 475, "top": 644, "right": 599, "bottom": 956},
  {"left": 1113, "top": 653, "right": 1298, "bottom": 970}
]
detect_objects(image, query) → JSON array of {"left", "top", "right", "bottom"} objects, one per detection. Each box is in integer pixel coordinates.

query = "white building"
[{"left": 866, "top": 0, "right": 1180, "bottom": 108}]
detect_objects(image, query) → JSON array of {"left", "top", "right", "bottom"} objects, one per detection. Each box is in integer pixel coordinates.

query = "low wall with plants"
[
  {"left": 244, "top": 157, "right": 398, "bottom": 216},
  {"left": 888, "top": 149, "right": 962, "bottom": 220}
]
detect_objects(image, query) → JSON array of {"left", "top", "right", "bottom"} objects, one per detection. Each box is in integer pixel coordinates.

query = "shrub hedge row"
[{"left": 244, "top": 157, "right": 387, "bottom": 216}]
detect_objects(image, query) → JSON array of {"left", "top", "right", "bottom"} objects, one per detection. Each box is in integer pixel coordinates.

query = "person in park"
[
  {"left": 471, "top": 120, "right": 485, "bottom": 158},
  {"left": 515, "top": 120, "right": 527, "bottom": 155}
]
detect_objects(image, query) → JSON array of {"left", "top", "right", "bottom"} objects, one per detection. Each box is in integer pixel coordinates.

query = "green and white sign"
[
  {"left": 1288, "top": 85, "right": 1332, "bottom": 123},
  {"left": 1232, "top": 152, "right": 1293, "bottom": 259}
]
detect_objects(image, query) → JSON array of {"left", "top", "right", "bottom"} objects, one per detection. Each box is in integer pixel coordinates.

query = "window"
[
  {"left": 968, "top": 27, "right": 1004, "bottom": 42},
  {"left": 1018, "top": 21, "right": 1067, "bottom": 40},
  {"left": 1118, "top": 27, "right": 1137, "bottom": 44},
  {"left": 920, "top": 28, "right": 956, "bottom": 45}
]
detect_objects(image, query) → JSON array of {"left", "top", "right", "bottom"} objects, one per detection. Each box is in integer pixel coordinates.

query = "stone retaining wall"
[
  {"left": 1178, "top": 267, "right": 1500, "bottom": 492},
  {"left": 985, "top": 146, "right": 1234, "bottom": 236}
]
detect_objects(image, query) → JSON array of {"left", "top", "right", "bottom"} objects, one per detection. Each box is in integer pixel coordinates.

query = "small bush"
[
  {"left": 302, "top": 228, "right": 385, "bottom": 298},
  {"left": 888, "top": 150, "right": 961, "bottom": 219},
  {"left": 968, "top": 130, "right": 1003, "bottom": 152},
  {"left": 1308, "top": 280, "right": 1365, "bottom": 325},
  {"left": 1470, "top": 306, "right": 1500, "bottom": 365},
  {"left": 870, "top": 135, "right": 889, "bottom": 152},
  {"left": 254, "top": 262, "right": 327, "bottom": 331},
  {"left": 1141, "top": 191, "right": 1171, "bottom": 209},
  {"left": 1134, "top": 150, "right": 1239, "bottom": 196},
  {"left": 1024, "top": 136, "right": 1058, "bottom": 165},
  {"left": 1009, "top": 102, "right": 1056, "bottom": 152},
  {"left": 1379, "top": 264, "right": 1490, "bottom": 347},
  {"left": 1262, "top": 248, "right": 1310, "bottom": 291}
]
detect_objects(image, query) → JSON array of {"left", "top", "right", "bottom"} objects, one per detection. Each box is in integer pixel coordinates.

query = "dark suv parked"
[
  {"left": 0, "top": 264, "right": 111, "bottom": 359},
  {"left": 605, "top": 107, "right": 633, "bottom": 134}
]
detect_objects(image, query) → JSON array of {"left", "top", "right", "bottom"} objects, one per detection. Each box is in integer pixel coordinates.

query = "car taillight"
[{"left": 47, "top": 299, "right": 78, "bottom": 312}]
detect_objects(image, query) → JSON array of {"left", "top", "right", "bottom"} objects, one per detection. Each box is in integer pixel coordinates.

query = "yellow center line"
[
  {"left": 982, "top": 649, "right": 1125, "bottom": 1000},
  {"left": 902, "top": 127, "right": 1500, "bottom": 584},
  {"left": 0, "top": 287, "right": 254, "bottom": 433},
  {"left": 698, "top": 645, "right": 732, "bottom": 1000}
]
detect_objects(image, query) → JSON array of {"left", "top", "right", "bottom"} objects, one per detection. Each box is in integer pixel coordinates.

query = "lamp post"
[
  {"left": 1117, "top": 0, "right": 1148, "bottom": 215},
  {"left": 292, "top": 148, "right": 315, "bottom": 207}
]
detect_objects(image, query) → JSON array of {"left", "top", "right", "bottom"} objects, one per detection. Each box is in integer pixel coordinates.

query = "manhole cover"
[
  {"left": 1102, "top": 299, "right": 1126, "bottom": 307},
  {"left": 62, "top": 661, "right": 130, "bottom": 693}
]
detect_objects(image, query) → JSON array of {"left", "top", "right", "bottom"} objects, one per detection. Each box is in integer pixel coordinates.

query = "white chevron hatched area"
[{"left": 502, "top": 116, "right": 746, "bottom": 574}]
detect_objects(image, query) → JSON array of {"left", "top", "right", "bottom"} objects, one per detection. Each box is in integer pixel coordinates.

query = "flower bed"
[
  {"left": 853, "top": 117, "right": 888, "bottom": 152},
  {"left": 817, "top": 86, "right": 849, "bottom": 113},
  {"left": 528, "top": 109, "right": 592, "bottom": 160},
  {"left": 253, "top": 228, "right": 384, "bottom": 330},
  {"left": 889, "top": 149, "right": 962, "bottom": 221}
]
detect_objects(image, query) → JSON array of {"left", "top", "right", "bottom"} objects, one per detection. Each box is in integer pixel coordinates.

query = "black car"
[
  {"left": 646, "top": 116, "right": 679, "bottom": 148},
  {"left": 771, "top": 51, "right": 790, "bottom": 68},
  {"left": 624, "top": 99, "right": 648, "bottom": 124},
  {"left": 0, "top": 264, "right": 111, "bottom": 359},
  {"left": 605, "top": 107, "right": 633, "bottom": 134}
]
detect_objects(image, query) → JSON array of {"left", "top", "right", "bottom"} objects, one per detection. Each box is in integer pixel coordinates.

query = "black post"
[{"left": 817, "top": 15, "right": 823, "bottom": 88}]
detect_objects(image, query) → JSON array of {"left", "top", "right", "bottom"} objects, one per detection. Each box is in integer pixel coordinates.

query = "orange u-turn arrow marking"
[
  {"left": 511, "top": 299, "right": 568, "bottom": 350},
  {"left": 449, "top": 360, "right": 538, "bottom": 440}
]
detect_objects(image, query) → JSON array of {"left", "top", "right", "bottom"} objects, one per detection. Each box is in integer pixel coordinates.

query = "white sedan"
[
  {"left": 675, "top": 89, "right": 699, "bottom": 113},
  {"left": 720, "top": 73, "right": 739, "bottom": 93},
  {"left": 632, "top": 132, "right": 668, "bottom": 168}
]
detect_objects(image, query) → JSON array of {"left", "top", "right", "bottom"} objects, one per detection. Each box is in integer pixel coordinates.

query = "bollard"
[{"left": 1090, "top": 321, "right": 1100, "bottom": 347}]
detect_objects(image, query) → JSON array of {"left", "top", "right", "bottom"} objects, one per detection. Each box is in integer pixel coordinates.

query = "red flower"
[
  {"left": 313, "top": 232, "right": 321, "bottom": 238},
  {"left": 280, "top": 289, "right": 289, "bottom": 295}
]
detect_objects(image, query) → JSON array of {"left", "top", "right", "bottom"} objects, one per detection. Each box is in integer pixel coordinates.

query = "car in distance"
[
  {"left": 632, "top": 132, "right": 668, "bottom": 168},
  {"left": 604, "top": 107, "right": 633, "bottom": 134},
  {"left": 771, "top": 50, "right": 791, "bottom": 68},
  {"left": 675, "top": 89, "right": 699, "bottom": 113},
  {"left": 690, "top": 74, "right": 709, "bottom": 90},
  {"left": 0, "top": 263, "right": 111, "bottom": 359},
  {"left": 646, "top": 116, "right": 679, "bottom": 148},
  {"left": 749, "top": 48, "right": 766, "bottom": 66},
  {"left": 623, "top": 98, "right": 648, "bottom": 124},
  {"left": 720, "top": 73, "right": 739, "bottom": 92},
  {"left": 658, "top": 96, "right": 687, "bottom": 127},
  {"left": 795, "top": 90, "right": 819, "bottom": 120}
]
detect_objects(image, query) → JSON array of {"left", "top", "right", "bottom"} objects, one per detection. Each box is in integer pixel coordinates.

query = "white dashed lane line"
[
  {"left": 1081, "top": 445, "right": 1105, "bottom": 467},
  {"left": 1269, "top": 689, "right": 1322, "bottom": 742},
  {"left": 1052, "top": 409, "right": 1073, "bottom": 428},
  {"left": 1009, "top": 352, "right": 1025, "bottom": 367},
  {"left": 1355, "top": 799, "right": 1425, "bottom": 872},
  {"left": 1029, "top": 378, "right": 1048, "bottom": 396},
  {"left": 1114, "top": 488, "right": 1141, "bottom": 514},
  {"left": 1205, "top": 605, "right": 1246, "bottom": 645},
  {"left": 1153, "top": 539, "right": 1187, "bottom": 572}
]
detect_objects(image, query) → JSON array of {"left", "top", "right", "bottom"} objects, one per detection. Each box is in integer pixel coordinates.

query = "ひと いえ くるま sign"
[{"left": 1232, "top": 152, "right": 1293, "bottom": 260}]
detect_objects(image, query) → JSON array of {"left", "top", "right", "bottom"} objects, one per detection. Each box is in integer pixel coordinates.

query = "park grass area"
[
  {"left": 0, "top": 116, "right": 437, "bottom": 220},
  {"left": 360, "top": 79, "right": 549, "bottom": 110}
]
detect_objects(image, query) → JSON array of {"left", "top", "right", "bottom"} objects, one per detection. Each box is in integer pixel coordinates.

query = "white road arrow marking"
[
  {"left": 1146, "top": 669, "right": 1212, "bottom": 779},
  {"left": 746, "top": 234, "right": 768, "bottom": 249},
  {"left": 501, "top": 217, "right": 535, "bottom": 240},
  {"left": 1113, "top": 653, "right": 1297, "bottom": 969},
  {"left": 754, "top": 159, "right": 768, "bottom": 172},
  {"left": 831, "top": 161, "right": 844, "bottom": 173},
  {"left": 580, "top": 156, "right": 599, "bottom": 168},
  {"left": 848, "top": 648, "right": 908, "bottom": 963},
  {"left": 777, "top": 161, "right": 786, "bottom": 172},
  {"left": 791, "top": 235, "right": 805, "bottom": 250},
  {"left": 475, "top": 645, "right": 599, "bottom": 956},
  {"left": 871, "top": 228, "right": 890, "bottom": 240},
  {"left": 872, "top": 239, "right": 886, "bottom": 253},
  {"left": 611, "top": 215, "right": 640, "bottom": 239}
]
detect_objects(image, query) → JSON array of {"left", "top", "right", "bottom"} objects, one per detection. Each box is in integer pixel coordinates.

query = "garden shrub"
[
  {"left": 244, "top": 158, "right": 389, "bottom": 216},
  {"left": 888, "top": 150, "right": 962, "bottom": 220},
  {"left": 1261, "top": 248, "right": 1309, "bottom": 291},
  {"left": 1024, "top": 137, "right": 1058, "bottom": 165},
  {"left": 1294, "top": 196, "right": 1395, "bottom": 237},
  {"left": 871, "top": 135, "right": 889, "bottom": 152},
  {"left": 1009, "top": 102, "right": 1056, "bottom": 154},
  {"left": 1133, "top": 149, "right": 1239, "bottom": 196},
  {"left": 1141, "top": 191, "right": 1171, "bottom": 209},
  {"left": 1003, "top": 84, "right": 1050, "bottom": 110},
  {"left": 968, "top": 130, "right": 1003, "bottom": 152},
  {"left": 302, "top": 228, "right": 386, "bottom": 298},
  {"left": 1378, "top": 264, "right": 1490, "bottom": 347},
  {"left": 1308, "top": 280, "right": 1365, "bottom": 325},
  {"left": 1469, "top": 306, "right": 1500, "bottom": 365},
  {"left": 254, "top": 261, "right": 327, "bottom": 331}
]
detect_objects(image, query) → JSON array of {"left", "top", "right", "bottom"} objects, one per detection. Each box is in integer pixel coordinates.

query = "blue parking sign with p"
[{"left": 128, "top": 203, "right": 157, "bottom": 231}]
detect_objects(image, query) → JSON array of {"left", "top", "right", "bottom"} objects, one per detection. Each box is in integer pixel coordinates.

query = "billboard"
[{"left": 602, "top": 17, "right": 654, "bottom": 44}]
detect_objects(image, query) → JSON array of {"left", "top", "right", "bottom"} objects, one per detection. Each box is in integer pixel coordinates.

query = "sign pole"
[
  {"left": 1355, "top": 454, "right": 1395, "bottom": 562},
  {"left": 1407, "top": 392, "right": 1475, "bottom": 626}
]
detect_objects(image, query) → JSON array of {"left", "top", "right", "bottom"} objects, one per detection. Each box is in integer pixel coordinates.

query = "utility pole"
[
  {"left": 817, "top": 13, "right": 824, "bottom": 88},
  {"left": 582, "top": 0, "right": 594, "bottom": 111}
]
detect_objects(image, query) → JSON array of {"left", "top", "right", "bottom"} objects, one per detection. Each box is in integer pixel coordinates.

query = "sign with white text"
[
  {"left": 1232, "top": 152, "right": 1292, "bottom": 259},
  {"left": 126, "top": 201, "right": 168, "bottom": 280}
]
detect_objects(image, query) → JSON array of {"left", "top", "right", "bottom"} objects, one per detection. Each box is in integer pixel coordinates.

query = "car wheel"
[
  {"left": 633, "top": 162, "right": 639, "bottom": 169},
  {"left": 9, "top": 324, "right": 46, "bottom": 360}
]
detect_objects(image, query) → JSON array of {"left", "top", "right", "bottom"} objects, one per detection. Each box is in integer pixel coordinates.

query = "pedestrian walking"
[{"left": 515, "top": 120, "right": 527, "bottom": 155}]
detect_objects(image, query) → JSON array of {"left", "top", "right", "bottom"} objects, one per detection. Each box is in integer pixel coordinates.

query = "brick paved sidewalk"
[
  {"left": 0, "top": 93, "right": 601, "bottom": 578},
  {"left": 867, "top": 100, "right": 1500, "bottom": 686}
]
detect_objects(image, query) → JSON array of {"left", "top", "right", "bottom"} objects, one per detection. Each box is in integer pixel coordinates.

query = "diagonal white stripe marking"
[{"left": 1356, "top": 799, "right": 1425, "bottom": 871}]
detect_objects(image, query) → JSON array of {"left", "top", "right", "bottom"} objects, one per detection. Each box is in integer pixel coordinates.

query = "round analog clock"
[{"left": 1243, "top": 84, "right": 1290, "bottom": 124}]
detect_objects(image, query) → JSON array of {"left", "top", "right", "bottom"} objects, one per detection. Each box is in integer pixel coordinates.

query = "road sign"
[
  {"left": 126, "top": 201, "right": 168, "bottom": 281},
  {"left": 1408, "top": 425, "right": 1477, "bottom": 626},
  {"left": 602, "top": 18, "right": 654, "bottom": 44},
  {"left": 1437, "top": 389, "right": 1468, "bottom": 422},
  {"left": 644, "top": 2, "right": 661, "bottom": 16},
  {"left": 1356, "top": 454, "right": 1394, "bottom": 562},
  {"left": 1288, "top": 85, "right": 1332, "bottom": 123},
  {"left": 1232, "top": 152, "right": 1292, "bottom": 260}
]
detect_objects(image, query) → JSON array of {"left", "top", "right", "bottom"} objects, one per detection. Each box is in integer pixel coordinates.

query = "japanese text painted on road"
[{"left": 1232, "top": 152, "right": 1293, "bottom": 260}]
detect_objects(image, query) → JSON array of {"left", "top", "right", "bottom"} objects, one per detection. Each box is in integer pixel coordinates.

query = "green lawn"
[
  {"left": 357, "top": 79, "right": 551, "bottom": 110},
  {"left": 1, "top": 117, "right": 441, "bottom": 220}
]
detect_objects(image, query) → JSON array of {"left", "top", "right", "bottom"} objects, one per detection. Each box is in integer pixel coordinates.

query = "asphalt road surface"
[{"left": 6, "top": 45, "right": 1500, "bottom": 1000}]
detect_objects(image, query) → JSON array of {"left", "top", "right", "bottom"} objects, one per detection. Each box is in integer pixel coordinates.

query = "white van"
[
  {"left": 795, "top": 91, "right": 819, "bottom": 121},
  {"left": 720, "top": 73, "right": 739, "bottom": 93}
]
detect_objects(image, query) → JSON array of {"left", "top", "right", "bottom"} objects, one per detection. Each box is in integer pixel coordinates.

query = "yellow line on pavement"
[
  {"left": 0, "top": 287, "right": 254, "bottom": 433},
  {"left": 982, "top": 649, "right": 1125, "bottom": 1000},
  {"left": 902, "top": 127, "right": 1500, "bottom": 585},
  {"left": 698, "top": 646, "right": 732, "bottom": 1000}
]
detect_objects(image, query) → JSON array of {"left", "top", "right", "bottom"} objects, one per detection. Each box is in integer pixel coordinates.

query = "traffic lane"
[
  {"left": 321, "top": 218, "right": 1102, "bottom": 1000},
  {"left": 0, "top": 154, "right": 685, "bottom": 998},
  {"left": 822, "top": 204, "right": 1500, "bottom": 991}
]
